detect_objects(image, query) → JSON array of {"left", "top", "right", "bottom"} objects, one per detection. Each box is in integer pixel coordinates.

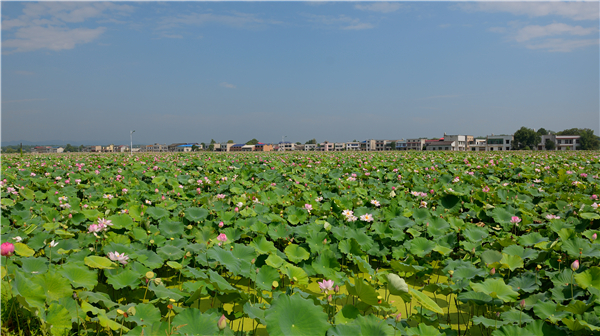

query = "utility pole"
[
  {"left": 281, "top": 136, "right": 287, "bottom": 152},
  {"left": 130, "top": 130, "right": 135, "bottom": 155}
]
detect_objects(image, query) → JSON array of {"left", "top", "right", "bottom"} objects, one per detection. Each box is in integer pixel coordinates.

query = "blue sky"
[{"left": 2, "top": 1, "right": 598, "bottom": 145}]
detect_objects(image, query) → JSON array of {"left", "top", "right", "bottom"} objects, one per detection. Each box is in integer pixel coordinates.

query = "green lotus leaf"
[
  {"left": 347, "top": 279, "right": 380, "bottom": 306},
  {"left": 426, "top": 217, "right": 450, "bottom": 237},
  {"left": 284, "top": 244, "right": 310, "bottom": 263},
  {"left": 207, "top": 246, "right": 242, "bottom": 274},
  {"left": 243, "top": 302, "right": 267, "bottom": 325},
  {"left": 58, "top": 262, "right": 98, "bottom": 290},
  {"left": 533, "top": 300, "right": 571, "bottom": 323},
  {"left": 265, "top": 254, "right": 285, "bottom": 269},
  {"left": 409, "top": 288, "right": 443, "bottom": 314},
  {"left": 458, "top": 291, "right": 499, "bottom": 306},
  {"left": 453, "top": 265, "right": 485, "bottom": 280},
  {"left": 389, "top": 216, "right": 415, "bottom": 230},
  {"left": 470, "top": 278, "right": 519, "bottom": 302},
  {"left": 508, "top": 273, "right": 539, "bottom": 293},
  {"left": 156, "top": 245, "right": 185, "bottom": 261},
  {"left": 148, "top": 282, "right": 185, "bottom": 301},
  {"left": 462, "top": 227, "right": 489, "bottom": 242},
  {"left": 184, "top": 207, "right": 209, "bottom": 222},
  {"left": 519, "top": 232, "right": 549, "bottom": 246},
  {"left": 158, "top": 220, "right": 184, "bottom": 238},
  {"left": 481, "top": 250, "right": 503, "bottom": 265},
  {"left": 562, "top": 237, "right": 600, "bottom": 258},
  {"left": 146, "top": 207, "right": 170, "bottom": 220},
  {"left": 499, "top": 254, "right": 523, "bottom": 271},
  {"left": 133, "top": 250, "right": 164, "bottom": 269},
  {"left": 106, "top": 269, "right": 140, "bottom": 290},
  {"left": 250, "top": 236, "right": 277, "bottom": 255},
  {"left": 282, "top": 264, "right": 309, "bottom": 286},
  {"left": 334, "top": 304, "right": 360, "bottom": 325},
  {"left": 44, "top": 303, "right": 72, "bottom": 336},
  {"left": 580, "top": 212, "right": 600, "bottom": 220},
  {"left": 166, "top": 261, "right": 182, "bottom": 269},
  {"left": 256, "top": 265, "right": 280, "bottom": 291},
  {"left": 265, "top": 294, "right": 330, "bottom": 336},
  {"left": 409, "top": 237, "right": 436, "bottom": 257},
  {"left": 20, "top": 257, "right": 49, "bottom": 274},
  {"left": 327, "top": 323, "right": 362, "bottom": 336},
  {"left": 207, "top": 269, "right": 236, "bottom": 293},
  {"left": 353, "top": 314, "right": 394, "bottom": 336},
  {"left": 472, "top": 315, "right": 507, "bottom": 328},
  {"left": 574, "top": 266, "right": 600, "bottom": 291},
  {"left": 386, "top": 273, "right": 409, "bottom": 296},
  {"left": 491, "top": 207, "right": 516, "bottom": 224},
  {"left": 501, "top": 308, "right": 534, "bottom": 325},
  {"left": 107, "top": 214, "right": 133, "bottom": 230},
  {"left": 13, "top": 271, "right": 46, "bottom": 311},
  {"left": 126, "top": 303, "right": 161, "bottom": 327},
  {"left": 31, "top": 271, "right": 73, "bottom": 304},
  {"left": 406, "top": 323, "right": 443, "bottom": 336},
  {"left": 84, "top": 256, "right": 116, "bottom": 269},
  {"left": 14, "top": 243, "right": 35, "bottom": 257}
]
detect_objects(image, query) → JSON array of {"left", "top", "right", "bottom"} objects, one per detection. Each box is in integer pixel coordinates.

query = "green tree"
[
  {"left": 545, "top": 139, "right": 556, "bottom": 150},
  {"left": 556, "top": 128, "right": 600, "bottom": 150},
  {"left": 64, "top": 144, "right": 78, "bottom": 152},
  {"left": 537, "top": 128, "right": 548, "bottom": 136},
  {"left": 246, "top": 139, "right": 259, "bottom": 145},
  {"left": 390, "top": 141, "right": 396, "bottom": 150},
  {"left": 3, "top": 147, "right": 16, "bottom": 153},
  {"left": 192, "top": 144, "right": 199, "bottom": 152},
  {"left": 201, "top": 142, "right": 207, "bottom": 150},
  {"left": 227, "top": 140, "right": 234, "bottom": 144},
  {"left": 209, "top": 139, "right": 216, "bottom": 151},
  {"left": 305, "top": 139, "right": 317, "bottom": 144},
  {"left": 513, "top": 127, "right": 541, "bottom": 150}
]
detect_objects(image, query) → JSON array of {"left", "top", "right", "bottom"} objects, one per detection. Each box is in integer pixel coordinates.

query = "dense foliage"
[{"left": 1, "top": 151, "right": 600, "bottom": 336}]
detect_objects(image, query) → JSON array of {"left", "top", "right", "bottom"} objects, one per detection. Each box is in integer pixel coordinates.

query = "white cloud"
[
  {"left": 515, "top": 23, "right": 597, "bottom": 42},
  {"left": 303, "top": 13, "right": 374, "bottom": 30},
  {"left": 2, "top": 2, "right": 133, "bottom": 53},
  {"left": 3, "top": 26, "right": 106, "bottom": 53},
  {"left": 220, "top": 82, "right": 236, "bottom": 89},
  {"left": 354, "top": 3, "right": 403, "bottom": 14},
  {"left": 158, "top": 12, "right": 281, "bottom": 31},
  {"left": 460, "top": 2, "right": 599, "bottom": 21},
  {"left": 525, "top": 38, "right": 599, "bottom": 52}
]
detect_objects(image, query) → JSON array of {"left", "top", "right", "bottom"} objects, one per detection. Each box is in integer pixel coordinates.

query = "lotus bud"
[
  {"left": 1, "top": 242, "right": 15, "bottom": 257},
  {"left": 323, "top": 239, "right": 327, "bottom": 245},
  {"left": 571, "top": 260, "right": 580, "bottom": 271},
  {"left": 219, "top": 221, "right": 224, "bottom": 228},
  {"left": 520, "top": 300, "right": 526, "bottom": 309},
  {"left": 490, "top": 268, "right": 495, "bottom": 275},
  {"left": 327, "top": 295, "right": 332, "bottom": 303},
  {"left": 251, "top": 258, "right": 256, "bottom": 264},
  {"left": 395, "top": 313, "right": 402, "bottom": 322},
  {"left": 593, "top": 233, "right": 597, "bottom": 241},
  {"left": 218, "top": 314, "right": 227, "bottom": 330},
  {"left": 334, "top": 285, "right": 340, "bottom": 293}
]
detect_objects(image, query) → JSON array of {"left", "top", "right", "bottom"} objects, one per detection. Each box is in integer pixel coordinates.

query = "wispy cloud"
[
  {"left": 220, "top": 82, "right": 236, "bottom": 89},
  {"left": 525, "top": 38, "right": 599, "bottom": 53},
  {"left": 515, "top": 23, "right": 597, "bottom": 42},
  {"left": 459, "top": 2, "right": 599, "bottom": 21},
  {"left": 302, "top": 13, "right": 374, "bottom": 30},
  {"left": 488, "top": 22, "right": 598, "bottom": 52},
  {"left": 158, "top": 12, "right": 281, "bottom": 31},
  {"left": 354, "top": 3, "right": 403, "bottom": 14},
  {"left": 2, "top": 2, "right": 134, "bottom": 53},
  {"left": 3, "top": 26, "right": 106, "bottom": 53},
  {"left": 2, "top": 98, "right": 47, "bottom": 103}
]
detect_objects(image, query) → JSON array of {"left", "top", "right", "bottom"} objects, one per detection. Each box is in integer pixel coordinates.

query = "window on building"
[
  {"left": 506, "top": 147, "right": 510, "bottom": 150},
  {"left": 505, "top": 140, "right": 510, "bottom": 144},
  {"left": 445, "top": 147, "right": 449, "bottom": 150},
  {"left": 498, "top": 147, "right": 502, "bottom": 151}
]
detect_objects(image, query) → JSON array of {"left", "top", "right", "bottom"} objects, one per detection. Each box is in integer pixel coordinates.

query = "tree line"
[{"left": 513, "top": 127, "right": 599, "bottom": 150}]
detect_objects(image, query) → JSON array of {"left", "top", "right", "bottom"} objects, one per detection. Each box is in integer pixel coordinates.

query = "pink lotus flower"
[
  {"left": 217, "top": 233, "right": 227, "bottom": 242},
  {"left": 218, "top": 221, "right": 224, "bottom": 228},
  {"left": 108, "top": 251, "right": 129, "bottom": 265},
  {"left": 318, "top": 279, "right": 334, "bottom": 293},
  {"left": 1, "top": 242, "right": 15, "bottom": 256},
  {"left": 592, "top": 195, "right": 598, "bottom": 200},
  {"left": 304, "top": 204, "right": 313, "bottom": 212},
  {"left": 482, "top": 186, "right": 490, "bottom": 193},
  {"left": 218, "top": 314, "right": 227, "bottom": 330},
  {"left": 571, "top": 260, "right": 579, "bottom": 271},
  {"left": 510, "top": 216, "right": 521, "bottom": 225}
]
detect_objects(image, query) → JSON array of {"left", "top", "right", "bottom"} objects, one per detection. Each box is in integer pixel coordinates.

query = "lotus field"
[{"left": 2, "top": 151, "right": 600, "bottom": 336}]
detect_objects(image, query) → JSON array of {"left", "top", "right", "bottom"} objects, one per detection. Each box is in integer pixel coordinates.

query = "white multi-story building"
[
  {"left": 486, "top": 135, "right": 513, "bottom": 151},
  {"left": 443, "top": 134, "right": 469, "bottom": 151},
  {"left": 426, "top": 141, "right": 456, "bottom": 151},
  {"left": 304, "top": 143, "right": 317, "bottom": 151},
  {"left": 396, "top": 139, "right": 407, "bottom": 150},
  {"left": 470, "top": 139, "right": 487, "bottom": 152},
  {"left": 538, "top": 134, "right": 581, "bottom": 151},
  {"left": 346, "top": 142, "right": 360, "bottom": 151},
  {"left": 406, "top": 138, "right": 426, "bottom": 151},
  {"left": 278, "top": 142, "right": 295, "bottom": 151}
]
